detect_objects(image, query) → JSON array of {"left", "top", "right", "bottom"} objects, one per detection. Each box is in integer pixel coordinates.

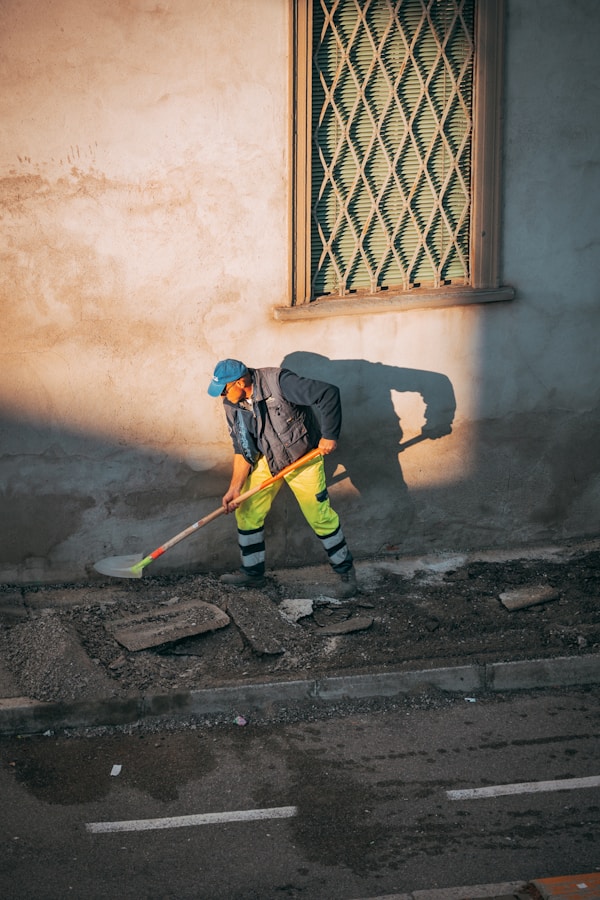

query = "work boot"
[
  {"left": 335, "top": 565, "right": 358, "bottom": 599},
  {"left": 220, "top": 570, "right": 266, "bottom": 589}
]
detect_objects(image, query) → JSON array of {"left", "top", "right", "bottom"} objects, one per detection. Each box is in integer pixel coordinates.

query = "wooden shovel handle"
[{"left": 142, "top": 447, "right": 323, "bottom": 564}]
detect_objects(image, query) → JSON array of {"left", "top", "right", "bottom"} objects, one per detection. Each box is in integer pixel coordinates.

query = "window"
[{"left": 277, "top": 0, "right": 513, "bottom": 320}]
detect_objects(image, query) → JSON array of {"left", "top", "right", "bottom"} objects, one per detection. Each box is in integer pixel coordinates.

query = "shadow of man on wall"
[{"left": 280, "top": 352, "right": 456, "bottom": 553}]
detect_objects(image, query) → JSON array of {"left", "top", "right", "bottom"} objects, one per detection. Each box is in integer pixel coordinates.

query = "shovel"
[{"left": 93, "top": 448, "right": 322, "bottom": 579}]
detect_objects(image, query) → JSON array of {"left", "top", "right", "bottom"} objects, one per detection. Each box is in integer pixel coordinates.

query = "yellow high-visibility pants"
[{"left": 234, "top": 454, "right": 352, "bottom": 574}]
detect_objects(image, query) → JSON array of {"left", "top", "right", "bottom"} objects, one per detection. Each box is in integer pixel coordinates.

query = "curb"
[
  {"left": 355, "top": 881, "right": 526, "bottom": 898},
  {"left": 0, "top": 653, "right": 598, "bottom": 736},
  {"left": 355, "top": 871, "right": 600, "bottom": 899}
]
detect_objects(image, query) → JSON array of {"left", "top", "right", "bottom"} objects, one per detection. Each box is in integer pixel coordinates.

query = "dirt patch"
[
  {"left": 0, "top": 545, "right": 599, "bottom": 703},
  {"left": 0, "top": 612, "right": 117, "bottom": 702}
]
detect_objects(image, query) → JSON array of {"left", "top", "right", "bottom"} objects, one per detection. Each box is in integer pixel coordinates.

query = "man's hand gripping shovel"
[{"left": 93, "top": 448, "right": 322, "bottom": 579}]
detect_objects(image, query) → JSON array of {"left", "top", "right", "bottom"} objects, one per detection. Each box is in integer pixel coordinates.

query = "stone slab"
[
  {"left": 0, "top": 695, "right": 145, "bottom": 734},
  {"left": 226, "top": 593, "right": 292, "bottom": 656},
  {"left": 145, "top": 678, "right": 317, "bottom": 720},
  {"left": 487, "top": 655, "right": 600, "bottom": 691},
  {"left": 319, "top": 615, "right": 374, "bottom": 635},
  {"left": 499, "top": 585, "right": 559, "bottom": 610},
  {"left": 107, "top": 600, "right": 230, "bottom": 651},
  {"left": 317, "top": 665, "right": 484, "bottom": 701}
]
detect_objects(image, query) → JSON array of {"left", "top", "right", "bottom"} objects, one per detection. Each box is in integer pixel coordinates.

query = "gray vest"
[{"left": 230, "top": 367, "right": 320, "bottom": 473}]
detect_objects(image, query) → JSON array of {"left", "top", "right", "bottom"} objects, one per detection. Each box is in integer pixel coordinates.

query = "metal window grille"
[{"left": 310, "top": 0, "right": 475, "bottom": 299}]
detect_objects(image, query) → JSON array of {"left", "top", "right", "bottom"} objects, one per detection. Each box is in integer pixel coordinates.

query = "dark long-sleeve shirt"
[{"left": 223, "top": 366, "right": 342, "bottom": 472}]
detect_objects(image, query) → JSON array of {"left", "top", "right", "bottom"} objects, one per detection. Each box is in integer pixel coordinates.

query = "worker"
[{"left": 208, "top": 359, "right": 356, "bottom": 597}]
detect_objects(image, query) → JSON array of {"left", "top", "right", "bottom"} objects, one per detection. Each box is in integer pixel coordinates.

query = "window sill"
[{"left": 273, "top": 286, "right": 515, "bottom": 321}]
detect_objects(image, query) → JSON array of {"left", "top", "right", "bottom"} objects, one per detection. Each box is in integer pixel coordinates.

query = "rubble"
[{"left": 0, "top": 544, "right": 598, "bottom": 704}]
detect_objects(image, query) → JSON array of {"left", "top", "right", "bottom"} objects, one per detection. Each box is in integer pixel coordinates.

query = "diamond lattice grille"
[{"left": 311, "top": 0, "right": 475, "bottom": 297}]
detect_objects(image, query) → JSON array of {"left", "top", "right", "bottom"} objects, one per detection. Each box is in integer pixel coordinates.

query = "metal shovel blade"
[{"left": 93, "top": 554, "right": 145, "bottom": 579}]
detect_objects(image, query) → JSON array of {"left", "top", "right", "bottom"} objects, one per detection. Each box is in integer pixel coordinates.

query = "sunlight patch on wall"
[
  {"left": 0, "top": 348, "right": 225, "bottom": 471},
  {"left": 385, "top": 309, "right": 480, "bottom": 488}
]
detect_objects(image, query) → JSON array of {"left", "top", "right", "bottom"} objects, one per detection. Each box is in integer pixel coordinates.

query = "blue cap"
[{"left": 207, "top": 359, "right": 248, "bottom": 397}]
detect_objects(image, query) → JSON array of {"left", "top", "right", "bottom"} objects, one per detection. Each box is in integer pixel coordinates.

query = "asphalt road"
[{"left": 1, "top": 688, "right": 599, "bottom": 900}]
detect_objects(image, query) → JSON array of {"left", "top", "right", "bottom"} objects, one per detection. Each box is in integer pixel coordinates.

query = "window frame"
[{"left": 276, "top": 0, "right": 514, "bottom": 321}]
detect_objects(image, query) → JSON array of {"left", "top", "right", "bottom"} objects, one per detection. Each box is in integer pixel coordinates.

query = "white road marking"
[
  {"left": 86, "top": 805, "right": 297, "bottom": 834},
  {"left": 447, "top": 774, "right": 600, "bottom": 801}
]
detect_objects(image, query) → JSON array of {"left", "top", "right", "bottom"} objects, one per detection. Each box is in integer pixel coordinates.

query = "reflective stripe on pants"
[
  {"left": 234, "top": 454, "right": 352, "bottom": 574},
  {"left": 317, "top": 525, "right": 353, "bottom": 571},
  {"left": 237, "top": 526, "right": 265, "bottom": 575}
]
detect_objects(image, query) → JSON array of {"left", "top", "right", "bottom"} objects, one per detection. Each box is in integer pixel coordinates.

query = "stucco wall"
[{"left": 1, "top": 0, "right": 599, "bottom": 583}]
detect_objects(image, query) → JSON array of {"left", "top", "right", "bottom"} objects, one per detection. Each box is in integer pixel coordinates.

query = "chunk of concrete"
[
  {"left": 279, "top": 598, "right": 314, "bottom": 624},
  {"left": 499, "top": 585, "right": 559, "bottom": 611},
  {"left": 226, "top": 593, "right": 291, "bottom": 656},
  {"left": 107, "top": 600, "right": 230, "bottom": 651},
  {"left": 319, "top": 616, "right": 374, "bottom": 636}
]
